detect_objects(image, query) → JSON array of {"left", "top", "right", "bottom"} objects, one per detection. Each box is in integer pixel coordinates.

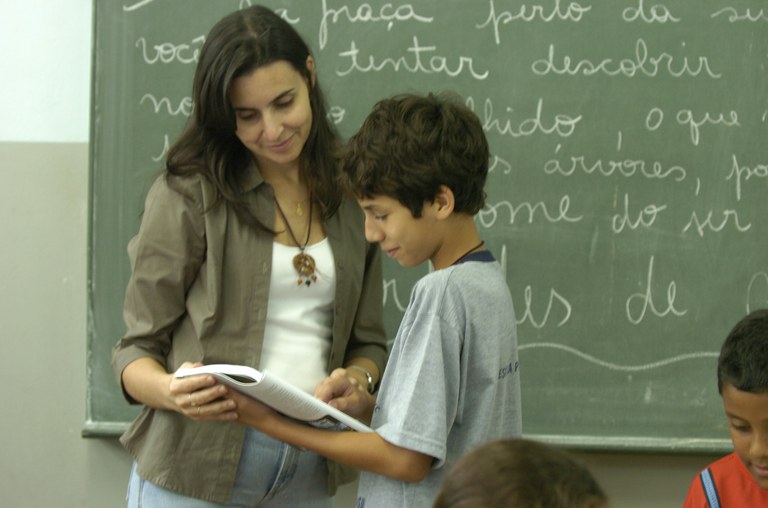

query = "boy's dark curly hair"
[{"left": 340, "top": 92, "right": 488, "bottom": 218}]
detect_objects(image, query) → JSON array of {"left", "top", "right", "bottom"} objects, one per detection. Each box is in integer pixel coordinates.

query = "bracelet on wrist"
[{"left": 347, "top": 365, "right": 376, "bottom": 394}]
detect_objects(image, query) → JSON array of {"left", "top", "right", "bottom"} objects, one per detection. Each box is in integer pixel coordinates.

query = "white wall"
[
  {"left": 0, "top": 2, "right": 722, "bottom": 506},
  {"left": 1, "top": 3, "right": 91, "bottom": 142}
]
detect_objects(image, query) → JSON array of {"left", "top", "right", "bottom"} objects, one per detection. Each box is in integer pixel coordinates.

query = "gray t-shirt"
[{"left": 356, "top": 254, "right": 522, "bottom": 507}]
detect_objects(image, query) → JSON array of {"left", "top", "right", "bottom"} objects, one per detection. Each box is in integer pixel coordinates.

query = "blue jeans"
[{"left": 126, "top": 428, "right": 333, "bottom": 507}]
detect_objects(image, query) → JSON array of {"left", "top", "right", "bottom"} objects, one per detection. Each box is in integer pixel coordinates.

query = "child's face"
[
  {"left": 357, "top": 195, "right": 439, "bottom": 268},
  {"left": 722, "top": 384, "right": 768, "bottom": 489}
]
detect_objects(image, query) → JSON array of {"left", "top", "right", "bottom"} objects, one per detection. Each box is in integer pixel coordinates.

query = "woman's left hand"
[{"left": 169, "top": 362, "right": 238, "bottom": 421}]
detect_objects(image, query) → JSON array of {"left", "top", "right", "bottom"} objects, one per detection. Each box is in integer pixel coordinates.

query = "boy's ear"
[{"left": 433, "top": 185, "right": 455, "bottom": 219}]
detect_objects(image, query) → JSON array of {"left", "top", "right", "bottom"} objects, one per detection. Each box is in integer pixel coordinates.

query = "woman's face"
[{"left": 230, "top": 58, "right": 314, "bottom": 173}]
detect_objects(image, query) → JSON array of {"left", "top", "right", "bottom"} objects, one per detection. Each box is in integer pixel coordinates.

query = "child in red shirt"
[{"left": 683, "top": 309, "right": 768, "bottom": 507}]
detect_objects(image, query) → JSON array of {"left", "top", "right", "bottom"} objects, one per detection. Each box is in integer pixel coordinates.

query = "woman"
[{"left": 112, "top": 5, "right": 387, "bottom": 506}]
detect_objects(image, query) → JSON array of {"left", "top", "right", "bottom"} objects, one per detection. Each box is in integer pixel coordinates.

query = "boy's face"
[
  {"left": 357, "top": 195, "right": 439, "bottom": 268},
  {"left": 722, "top": 384, "right": 768, "bottom": 489}
]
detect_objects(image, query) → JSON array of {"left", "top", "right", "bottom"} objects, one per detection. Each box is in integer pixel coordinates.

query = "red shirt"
[{"left": 683, "top": 452, "right": 768, "bottom": 507}]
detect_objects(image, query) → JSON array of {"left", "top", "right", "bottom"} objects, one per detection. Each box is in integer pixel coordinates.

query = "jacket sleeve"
[{"left": 111, "top": 174, "right": 206, "bottom": 401}]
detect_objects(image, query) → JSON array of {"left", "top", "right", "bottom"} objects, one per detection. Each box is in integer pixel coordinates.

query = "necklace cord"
[
  {"left": 274, "top": 197, "right": 312, "bottom": 251},
  {"left": 451, "top": 240, "right": 485, "bottom": 266}
]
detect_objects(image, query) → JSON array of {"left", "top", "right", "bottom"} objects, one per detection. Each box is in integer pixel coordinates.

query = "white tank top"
[{"left": 259, "top": 238, "right": 335, "bottom": 394}]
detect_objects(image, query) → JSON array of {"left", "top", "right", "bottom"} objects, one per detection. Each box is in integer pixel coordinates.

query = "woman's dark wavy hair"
[
  {"left": 717, "top": 308, "right": 768, "bottom": 394},
  {"left": 340, "top": 92, "right": 488, "bottom": 218},
  {"left": 165, "top": 5, "right": 340, "bottom": 229}
]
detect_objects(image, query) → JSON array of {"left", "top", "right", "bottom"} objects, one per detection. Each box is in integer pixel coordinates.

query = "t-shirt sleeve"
[
  {"left": 682, "top": 475, "right": 705, "bottom": 508},
  {"left": 374, "top": 275, "right": 466, "bottom": 467}
]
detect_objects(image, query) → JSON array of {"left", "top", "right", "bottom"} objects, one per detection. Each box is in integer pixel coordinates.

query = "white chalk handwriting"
[
  {"left": 335, "top": 37, "right": 489, "bottom": 79},
  {"left": 645, "top": 107, "right": 740, "bottom": 146},
  {"left": 327, "top": 105, "right": 346, "bottom": 125},
  {"left": 725, "top": 154, "right": 768, "bottom": 201},
  {"left": 747, "top": 272, "right": 768, "bottom": 312},
  {"left": 123, "top": 0, "right": 155, "bottom": 11},
  {"left": 544, "top": 154, "right": 687, "bottom": 181},
  {"left": 517, "top": 284, "right": 572, "bottom": 328},
  {"left": 612, "top": 194, "right": 668, "bottom": 233},
  {"left": 318, "top": 0, "right": 432, "bottom": 49},
  {"left": 139, "top": 94, "right": 193, "bottom": 116},
  {"left": 532, "top": 38, "right": 722, "bottom": 78},
  {"left": 711, "top": 6, "right": 768, "bottom": 22},
  {"left": 518, "top": 342, "right": 718, "bottom": 372},
  {"left": 383, "top": 278, "right": 408, "bottom": 312},
  {"left": 682, "top": 208, "right": 752, "bottom": 236},
  {"left": 477, "top": 0, "right": 591, "bottom": 45},
  {"left": 135, "top": 36, "right": 204, "bottom": 65},
  {"left": 477, "top": 196, "right": 584, "bottom": 228},
  {"left": 676, "top": 109, "right": 739, "bottom": 146},
  {"left": 622, "top": 0, "right": 680, "bottom": 23},
  {"left": 151, "top": 134, "right": 169, "bottom": 162},
  {"left": 626, "top": 256, "right": 687, "bottom": 324},
  {"left": 468, "top": 97, "right": 582, "bottom": 138},
  {"left": 489, "top": 155, "right": 513, "bottom": 174}
]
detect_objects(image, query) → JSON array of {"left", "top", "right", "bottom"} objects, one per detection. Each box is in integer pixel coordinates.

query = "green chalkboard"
[{"left": 87, "top": 0, "right": 768, "bottom": 452}]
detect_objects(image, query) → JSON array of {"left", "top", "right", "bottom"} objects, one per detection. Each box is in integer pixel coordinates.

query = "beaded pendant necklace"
[{"left": 274, "top": 197, "right": 317, "bottom": 287}]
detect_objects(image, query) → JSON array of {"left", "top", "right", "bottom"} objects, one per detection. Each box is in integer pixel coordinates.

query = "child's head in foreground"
[
  {"left": 717, "top": 308, "right": 768, "bottom": 489},
  {"left": 432, "top": 438, "right": 607, "bottom": 508},
  {"left": 339, "top": 92, "right": 489, "bottom": 268}
]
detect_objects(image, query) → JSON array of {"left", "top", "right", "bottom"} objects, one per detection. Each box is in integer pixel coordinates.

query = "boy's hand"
[
  {"left": 315, "top": 368, "right": 376, "bottom": 423},
  {"left": 227, "top": 389, "right": 281, "bottom": 430}
]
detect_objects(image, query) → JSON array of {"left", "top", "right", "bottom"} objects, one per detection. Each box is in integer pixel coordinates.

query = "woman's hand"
[{"left": 169, "top": 362, "right": 238, "bottom": 421}]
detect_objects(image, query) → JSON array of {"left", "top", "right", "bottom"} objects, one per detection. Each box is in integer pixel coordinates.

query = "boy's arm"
[{"left": 228, "top": 390, "right": 433, "bottom": 483}]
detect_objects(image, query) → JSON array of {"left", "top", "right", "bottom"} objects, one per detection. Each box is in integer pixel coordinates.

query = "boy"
[
  {"left": 683, "top": 308, "right": 768, "bottom": 506},
  {"left": 229, "top": 93, "right": 522, "bottom": 507}
]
